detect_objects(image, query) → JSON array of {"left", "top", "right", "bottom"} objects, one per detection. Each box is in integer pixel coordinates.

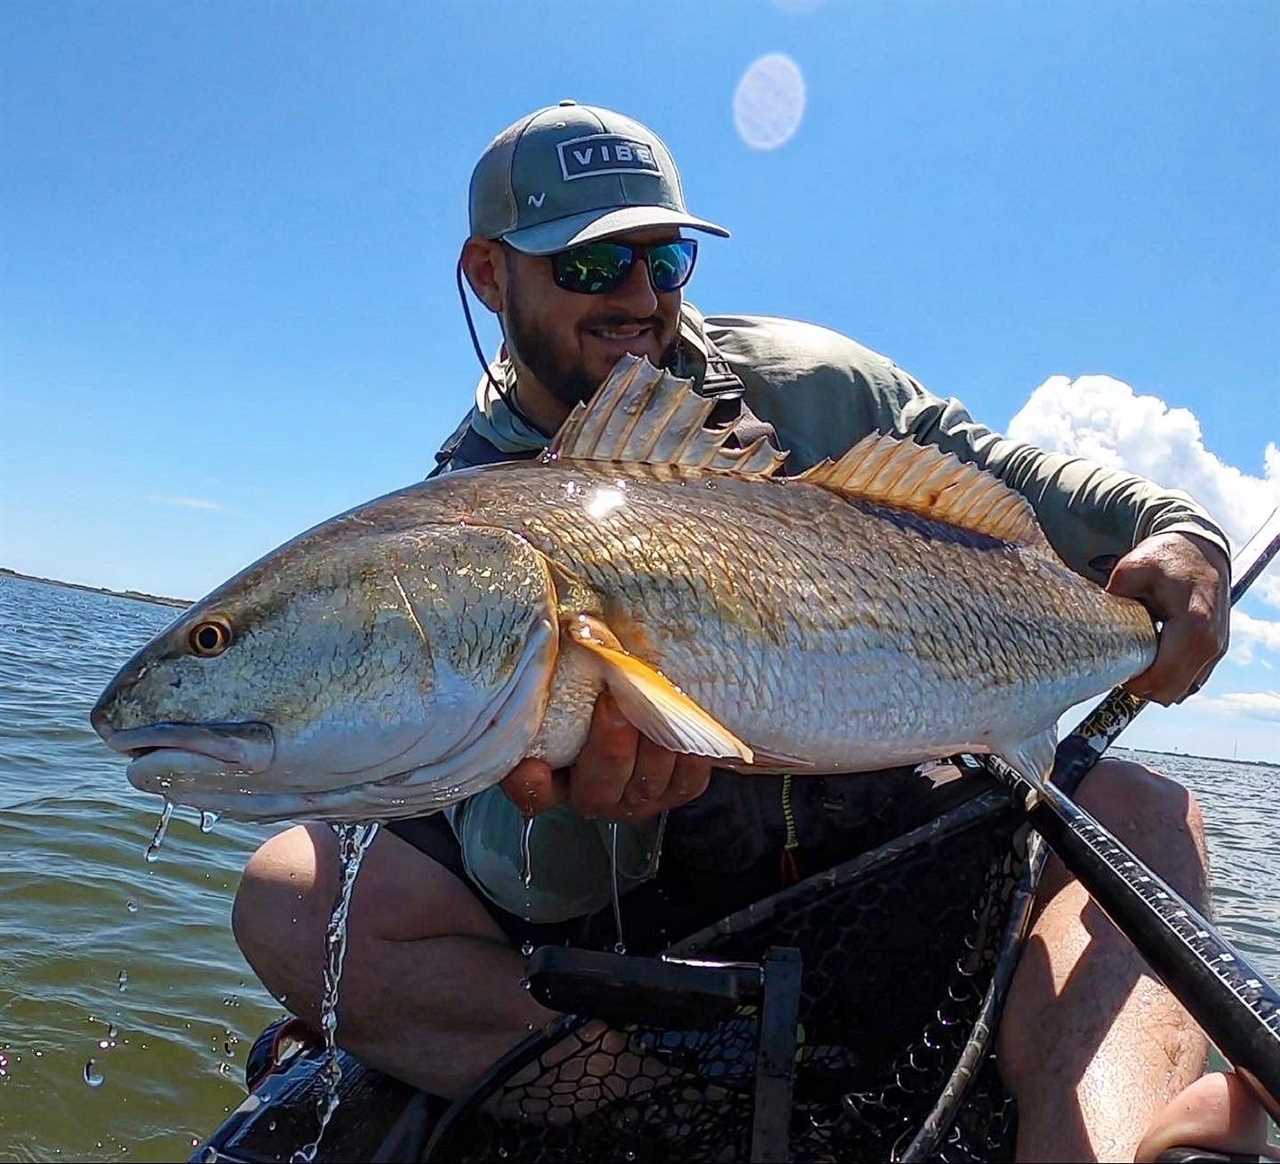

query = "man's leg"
[
  {"left": 997, "top": 757, "right": 1211, "bottom": 1161},
  {"left": 232, "top": 824, "right": 556, "bottom": 1098}
]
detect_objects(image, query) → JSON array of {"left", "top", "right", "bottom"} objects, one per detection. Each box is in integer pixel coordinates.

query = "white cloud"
[
  {"left": 1229, "top": 610, "right": 1280, "bottom": 666},
  {"left": 1196, "top": 691, "right": 1280, "bottom": 723},
  {"left": 1257, "top": 572, "right": 1280, "bottom": 610},
  {"left": 150, "top": 495, "right": 224, "bottom": 511},
  {"left": 1007, "top": 377, "right": 1280, "bottom": 592}
]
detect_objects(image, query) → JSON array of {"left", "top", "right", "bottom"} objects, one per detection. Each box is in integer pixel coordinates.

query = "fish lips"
[{"left": 100, "top": 721, "right": 276, "bottom": 794}]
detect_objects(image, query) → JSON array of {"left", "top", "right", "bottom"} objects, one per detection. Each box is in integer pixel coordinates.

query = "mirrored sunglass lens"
[
  {"left": 556, "top": 244, "right": 632, "bottom": 292},
  {"left": 648, "top": 242, "right": 696, "bottom": 291}
]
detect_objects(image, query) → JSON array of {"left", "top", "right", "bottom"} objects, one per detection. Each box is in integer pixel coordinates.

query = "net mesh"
[{"left": 425, "top": 792, "right": 1025, "bottom": 1162}]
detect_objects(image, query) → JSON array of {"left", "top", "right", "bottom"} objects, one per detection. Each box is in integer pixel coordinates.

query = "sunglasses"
[{"left": 548, "top": 239, "right": 698, "bottom": 295}]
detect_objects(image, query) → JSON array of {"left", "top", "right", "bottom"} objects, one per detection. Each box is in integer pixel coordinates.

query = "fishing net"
[{"left": 424, "top": 788, "right": 1027, "bottom": 1163}]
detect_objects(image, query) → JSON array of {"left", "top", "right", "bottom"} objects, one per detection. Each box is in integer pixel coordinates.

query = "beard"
[{"left": 504, "top": 275, "right": 679, "bottom": 411}]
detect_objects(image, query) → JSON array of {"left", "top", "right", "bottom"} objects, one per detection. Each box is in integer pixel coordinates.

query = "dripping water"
[
  {"left": 519, "top": 815, "right": 535, "bottom": 890},
  {"left": 608, "top": 822, "right": 625, "bottom": 954},
  {"left": 290, "top": 821, "right": 380, "bottom": 1164},
  {"left": 199, "top": 810, "right": 220, "bottom": 834},
  {"left": 144, "top": 800, "right": 173, "bottom": 863}
]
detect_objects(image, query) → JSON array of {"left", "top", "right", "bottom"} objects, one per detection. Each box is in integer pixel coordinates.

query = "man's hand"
[
  {"left": 1106, "top": 532, "right": 1231, "bottom": 705},
  {"left": 500, "top": 692, "right": 713, "bottom": 820}
]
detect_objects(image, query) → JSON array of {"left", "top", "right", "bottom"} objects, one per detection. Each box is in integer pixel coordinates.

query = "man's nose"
[{"left": 610, "top": 254, "right": 660, "bottom": 316}]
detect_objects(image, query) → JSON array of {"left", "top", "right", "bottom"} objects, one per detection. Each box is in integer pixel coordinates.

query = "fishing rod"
[
  {"left": 990, "top": 508, "right": 1280, "bottom": 1119},
  {"left": 901, "top": 509, "right": 1280, "bottom": 1162}
]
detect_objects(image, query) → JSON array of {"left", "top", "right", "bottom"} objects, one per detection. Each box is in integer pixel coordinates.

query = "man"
[{"left": 232, "top": 102, "right": 1273, "bottom": 1161}]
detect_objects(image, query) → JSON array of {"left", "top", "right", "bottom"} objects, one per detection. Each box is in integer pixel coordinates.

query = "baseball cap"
[{"left": 469, "top": 100, "right": 730, "bottom": 255}]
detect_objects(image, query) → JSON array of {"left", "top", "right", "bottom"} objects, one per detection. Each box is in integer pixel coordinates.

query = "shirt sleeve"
[{"left": 706, "top": 314, "right": 1231, "bottom": 584}]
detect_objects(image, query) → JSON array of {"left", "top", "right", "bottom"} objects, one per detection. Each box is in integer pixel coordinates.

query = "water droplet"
[
  {"left": 608, "top": 822, "right": 625, "bottom": 953},
  {"left": 116, "top": 969, "right": 128, "bottom": 992},
  {"left": 83, "top": 1059, "right": 104, "bottom": 1087},
  {"left": 519, "top": 816, "right": 535, "bottom": 888},
  {"left": 98, "top": 1039, "right": 110, "bottom": 1050},
  {"left": 126, "top": 899, "right": 138, "bottom": 914},
  {"left": 224, "top": 1039, "right": 237, "bottom": 1056},
  {"left": 519, "top": 977, "right": 531, "bottom": 991},
  {"left": 144, "top": 800, "right": 174, "bottom": 863},
  {"left": 107, "top": 1024, "right": 119, "bottom": 1038},
  {"left": 268, "top": 1120, "right": 277, "bottom": 1132},
  {"left": 199, "top": 811, "right": 220, "bottom": 834},
  {"left": 520, "top": 941, "right": 534, "bottom": 958},
  {"left": 614, "top": 942, "right": 628, "bottom": 955},
  {"left": 217, "top": 1061, "right": 232, "bottom": 1076}
]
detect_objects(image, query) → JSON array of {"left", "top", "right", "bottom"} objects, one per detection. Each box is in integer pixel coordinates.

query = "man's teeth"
[{"left": 593, "top": 326, "right": 647, "bottom": 339}]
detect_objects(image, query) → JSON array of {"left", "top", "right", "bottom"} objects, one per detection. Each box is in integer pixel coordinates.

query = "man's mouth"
[{"left": 586, "top": 321, "right": 655, "bottom": 343}]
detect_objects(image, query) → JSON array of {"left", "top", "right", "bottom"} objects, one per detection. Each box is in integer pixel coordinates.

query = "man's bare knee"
[
  {"left": 233, "top": 825, "right": 334, "bottom": 1008},
  {"left": 233, "top": 823, "right": 509, "bottom": 1021},
  {"left": 1078, "top": 758, "right": 1203, "bottom": 834},
  {"left": 1075, "top": 758, "right": 1208, "bottom": 901}
]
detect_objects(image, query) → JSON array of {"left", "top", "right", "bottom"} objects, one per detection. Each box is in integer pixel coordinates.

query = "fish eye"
[{"left": 188, "top": 618, "right": 233, "bottom": 657}]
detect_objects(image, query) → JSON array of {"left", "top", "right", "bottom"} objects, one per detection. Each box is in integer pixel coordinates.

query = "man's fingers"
[
  {"left": 570, "top": 692, "right": 638, "bottom": 816},
  {"left": 665, "top": 754, "right": 713, "bottom": 806},
  {"left": 623, "top": 737, "right": 676, "bottom": 810},
  {"left": 1107, "top": 533, "right": 1231, "bottom": 706},
  {"left": 500, "top": 758, "right": 568, "bottom": 816},
  {"left": 1127, "top": 610, "right": 1219, "bottom": 705}
]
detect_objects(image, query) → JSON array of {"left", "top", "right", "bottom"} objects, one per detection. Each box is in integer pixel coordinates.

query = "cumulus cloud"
[
  {"left": 1007, "top": 376, "right": 1278, "bottom": 552},
  {"left": 1197, "top": 691, "right": 1280, "bottom": 723},
  {"left": 1007, "top": 375, "right": 1280, "bottom": 612},
  {"left": 1230, "top": 610, "right": 1280, "bottom": 666},
  {"left": 150, "top": 495, "right": 224, "bottom": 511}
]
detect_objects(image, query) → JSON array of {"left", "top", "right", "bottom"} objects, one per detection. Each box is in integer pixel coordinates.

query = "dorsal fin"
[
  {"left": 545, "top": 354, "right": 786, "bottom": 477},
  {"left": 799, "top": 433, "right": 1052, "bottom": 548}
]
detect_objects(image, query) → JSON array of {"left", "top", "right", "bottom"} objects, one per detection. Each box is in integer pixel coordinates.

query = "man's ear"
[{"left": 460, "top": 236, "right": 505, "bottom": 313}]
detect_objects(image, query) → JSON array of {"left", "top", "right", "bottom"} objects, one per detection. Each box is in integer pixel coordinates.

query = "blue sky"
[{"left": 3, "top": 1, "right": 1277, "bottom": 759}]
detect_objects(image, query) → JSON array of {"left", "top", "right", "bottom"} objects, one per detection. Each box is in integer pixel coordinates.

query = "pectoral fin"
[{"left": 566, "top": 614, "right": 754, "bottom": 763}]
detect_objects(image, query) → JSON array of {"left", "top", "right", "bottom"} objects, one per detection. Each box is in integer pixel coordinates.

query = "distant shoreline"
[
  {"left": 1, "top": 567, "right": 190, "bottom": 609},
  {"left": 1114, "top": 745, "right": 1278, "bottom": 772}
]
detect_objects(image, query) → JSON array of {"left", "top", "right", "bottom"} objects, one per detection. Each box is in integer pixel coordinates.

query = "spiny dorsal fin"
[
  {"left": 799, "top": 433, "right": 1052, "bottom": 549},
  {"left": 546, "top": 354, "right": 787, "bottom": 477}
]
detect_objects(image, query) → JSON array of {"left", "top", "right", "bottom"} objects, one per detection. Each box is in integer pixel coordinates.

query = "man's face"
[{"left": 501, "top": 227, "right": 684, "bottom": 410}]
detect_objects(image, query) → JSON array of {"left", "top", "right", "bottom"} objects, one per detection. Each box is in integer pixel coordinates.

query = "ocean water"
[{"left": 0, "top": 573, "right": 1277, "bottom": 1160}]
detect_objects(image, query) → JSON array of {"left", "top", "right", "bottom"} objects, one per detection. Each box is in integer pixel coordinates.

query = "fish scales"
[
  {"left": 91, "top": 356, "right": 1156, "bottom": 822},
  {"left": 419, "top": 460, "right": 1151, "bottom": 771}
]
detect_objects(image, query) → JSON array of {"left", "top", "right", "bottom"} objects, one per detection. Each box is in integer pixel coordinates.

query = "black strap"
[{"left": 430, "top": 421, "right": 541, "bottom": 476}]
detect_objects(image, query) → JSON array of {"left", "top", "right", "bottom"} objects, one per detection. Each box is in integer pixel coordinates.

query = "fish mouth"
[{"left": 98, "top": 722, "right": 276, "bottom": 794}]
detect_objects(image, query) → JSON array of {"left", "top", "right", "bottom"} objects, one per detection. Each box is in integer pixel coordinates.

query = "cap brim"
[{"left": 502, "top": 205, "right": 730, "bottom": 255}]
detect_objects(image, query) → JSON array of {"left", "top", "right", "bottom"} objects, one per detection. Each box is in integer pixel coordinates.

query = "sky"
[{"left": 2, "top": 1, "right": 1277, "bottom": 760}]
